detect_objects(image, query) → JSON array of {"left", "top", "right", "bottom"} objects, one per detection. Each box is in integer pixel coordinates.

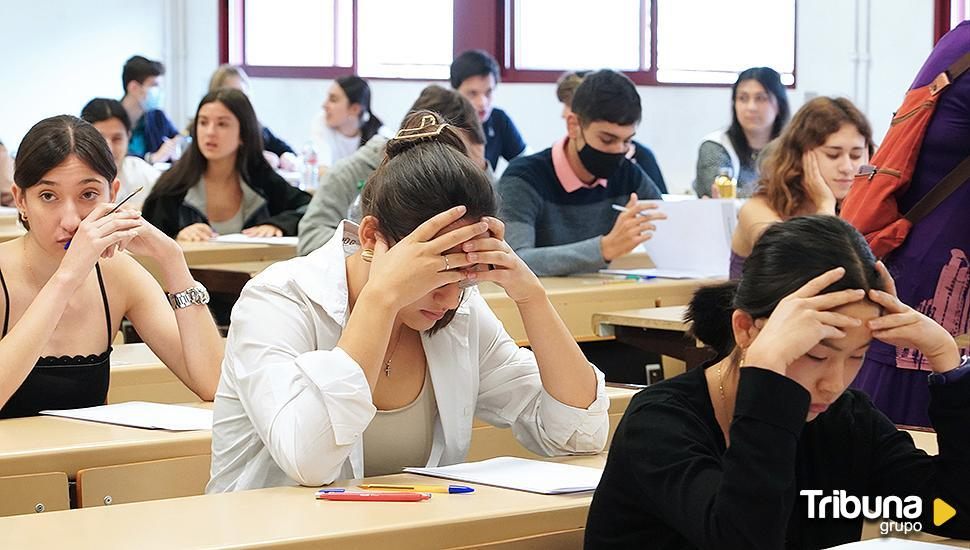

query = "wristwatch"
[
  {"left": 167, "top": 283, "right": 210, "bottom": 310},
  {"left": 927, "top": 355, "right": 970, "bottom": 386}
]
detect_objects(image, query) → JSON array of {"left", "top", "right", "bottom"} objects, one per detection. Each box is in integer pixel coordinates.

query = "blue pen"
[
  {"left": 316, "top": 488, "right": 346, "bottom": 494},
  {"left": 64, "top": 186, "right": 144, "bottom": 250}
]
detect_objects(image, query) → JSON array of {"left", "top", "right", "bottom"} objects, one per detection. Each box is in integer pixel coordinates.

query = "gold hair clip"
[{"left": 394, "top": 114, "right": 448, "bottom": 140}]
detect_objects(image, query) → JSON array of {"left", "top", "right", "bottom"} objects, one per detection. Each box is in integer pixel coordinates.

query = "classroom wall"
[
  {"left": 1, "top": 0, "right": 936, "bottom": 195},
  {"left": 0, "top": 0, "right": 167, "bottom": 151}
]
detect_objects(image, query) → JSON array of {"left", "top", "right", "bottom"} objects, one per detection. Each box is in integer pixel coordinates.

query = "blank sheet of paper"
[
  {"left": 405, "top": 456, "right": 603, "bottom": 494},
  {"left": 41, "top": 402, "right": 213, "bottom": 431}
]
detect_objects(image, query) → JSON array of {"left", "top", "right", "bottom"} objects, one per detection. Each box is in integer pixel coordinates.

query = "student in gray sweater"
[
  {"left": 496, "top": 70, "right": 664, "bottom": 276},
  {"left": 297, "top": 85, "right": 487, "bottom": 255}
]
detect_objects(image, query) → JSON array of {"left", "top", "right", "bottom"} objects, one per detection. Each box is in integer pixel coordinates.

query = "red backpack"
[{"left": 841, "top": 52, "right": 970, "bottom": 258}]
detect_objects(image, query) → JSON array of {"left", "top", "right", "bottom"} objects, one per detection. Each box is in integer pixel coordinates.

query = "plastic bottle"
[
  {"left": 301, "top": 142, "right": 319, "bottom": 191},
  {"left": 713, "top": 167, "right": 736, "bottom": 199}
]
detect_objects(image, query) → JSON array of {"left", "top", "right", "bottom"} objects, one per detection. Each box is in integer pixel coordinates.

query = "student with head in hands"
[
  {"left": 141, "top": 88, "right": 310, "bottom": 242},
  {"left": 297, "top": 85, "right": 486, "bottom": 256},
  {"left": 556, "top": 70, "right": 667, "bottom": 194},
  {"left": 730, "top": 97, "right": 873, "bottom": 279},
  {"left": 586, "top": 215, "right": 970, "bottom": 549},
  {"left": 81, "top": 98, "right": 160, "bottom": 208},
  {"left": 207, "top": 64, "right": 296, "bottom": 167},
  {"left": 451, "top": 49, "right": 528, "bottom": 170},
  {"left": 311, "top": 76, "right": 383, "bottom": 168},
  {"left": 206, "top": 111, "right": 608, "bottom": 492},
  {"left": 0, "top": 115, "right": 223, "bottom": 418},
  {"left": 497, "top": 69, "right": 664, "bottom": 277},
  {"left": 120, "top": 55, "right": 180, "bottom": 164},
  {"left": 695, "top": 67, "right": 790, "bottom": 197}
]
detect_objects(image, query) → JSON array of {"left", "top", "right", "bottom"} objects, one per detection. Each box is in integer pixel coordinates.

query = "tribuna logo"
[
  {"left": 801, "top": 490, "right": 957, "bottom": 536},
  {"left": 801, "top": 490, "right": 921, "bottom": 520}
]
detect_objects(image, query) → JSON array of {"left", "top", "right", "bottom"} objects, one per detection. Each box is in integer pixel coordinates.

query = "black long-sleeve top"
[{"left": 585, "top": 364, "right": 970, "bottom": 549}]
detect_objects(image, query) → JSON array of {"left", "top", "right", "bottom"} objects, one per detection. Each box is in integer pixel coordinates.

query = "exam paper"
[
  {"left": 211, "top": 234, "right": 298, "bottom": 246},
  {"left": 404, "top": 456, "right": 603, "bottom": 494},
  {"left": 606, "top": 199, "right": 740, "bottom": 279},
  {"left": 40, "top": 402, "right": 213, "bottom": 431}
]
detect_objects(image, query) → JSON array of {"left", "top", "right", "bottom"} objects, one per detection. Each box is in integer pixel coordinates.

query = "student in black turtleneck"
[{"left": 585, "top": 215, "right": 970, "bottom": 549}]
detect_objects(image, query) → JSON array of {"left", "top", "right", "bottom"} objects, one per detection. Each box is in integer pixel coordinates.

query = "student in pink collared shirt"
[{"left": 496, "top": 70, "right": 664, "bottom": 277}]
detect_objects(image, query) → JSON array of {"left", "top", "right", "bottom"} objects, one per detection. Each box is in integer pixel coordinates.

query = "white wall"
[
  {"left": 0, "top": 0, "right": 167, "bottom": 151},
  {"left": 2, "top": 0, "right": 935, "bottom": 194}
]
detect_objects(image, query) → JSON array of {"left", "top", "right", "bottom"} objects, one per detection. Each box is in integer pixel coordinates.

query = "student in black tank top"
[{"left": 0, "top": 115, "right": 224, "bottom": 418}]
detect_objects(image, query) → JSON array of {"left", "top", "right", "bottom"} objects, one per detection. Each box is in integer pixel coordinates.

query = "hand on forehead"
[{"left": 435, "top": 217, "right": 491, "bottom": 254}]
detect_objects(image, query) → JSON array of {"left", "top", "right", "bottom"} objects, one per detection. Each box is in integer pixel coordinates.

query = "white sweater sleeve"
[
  {"left": 224, "top": 281, "right": 375, "bottom": 486},
  {"left": 468, "top": 294, "right": 610, "bottom": 456}
]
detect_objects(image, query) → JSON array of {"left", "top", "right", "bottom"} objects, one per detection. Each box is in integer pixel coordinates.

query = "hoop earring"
[{"left": 361, "top": 249, "right": 374, "bottom": 263}]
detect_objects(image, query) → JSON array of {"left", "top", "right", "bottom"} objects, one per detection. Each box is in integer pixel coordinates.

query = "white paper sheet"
[
  {"left": 827, "top": 540, "right": 960, "bottom": 549},
  {"left": 0, "top": 206, "right": 18, "bottom": 216},
  {"left": 40, "top": 402, "right": 213, "bottom": 431},
  {"left": 211, "top": 234, "right": 298, "bottom": 246},
  {"left": 602, "top": 199, "right": 741, "bottom": 279},
  {"left": 404, "top": 456, "right": 603, "bottom": 494},
  {"left": 600, "top": 268, "right": 723, "bottom": 280}
]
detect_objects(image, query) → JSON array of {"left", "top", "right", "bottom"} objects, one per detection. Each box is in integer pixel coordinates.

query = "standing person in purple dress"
[{"left": 852, "top": 21, "right": 970, "bottom": 427}]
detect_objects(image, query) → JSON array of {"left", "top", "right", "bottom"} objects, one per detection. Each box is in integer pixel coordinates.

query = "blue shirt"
[{"left": 483, "top": 107, "right": 527, "bottom": 170}]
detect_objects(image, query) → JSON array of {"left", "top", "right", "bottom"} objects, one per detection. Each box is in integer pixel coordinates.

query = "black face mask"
[{"left": 576, "top": 131, "right": 627, "bottom": 179}]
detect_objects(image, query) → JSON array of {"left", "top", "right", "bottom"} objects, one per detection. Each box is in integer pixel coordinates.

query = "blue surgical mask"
[{"left": 142, "top": 86, "right": 163, "bottom": 111}]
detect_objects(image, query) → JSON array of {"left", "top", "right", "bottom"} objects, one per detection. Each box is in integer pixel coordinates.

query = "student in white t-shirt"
[
  {"left": 81, "top": 98, "right": 159, "bottom": 207},
  {"left": 310, "top": 76, "right": 383, "bottom": 168}
]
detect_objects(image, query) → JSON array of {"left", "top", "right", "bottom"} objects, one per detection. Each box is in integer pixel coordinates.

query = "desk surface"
[
  {"left": 593, "top": 305, "right": 690, "bottom": 337},
  {"left": 0, "top": 454, "right": 605, "bottom": 550},
  {"left": 0, "top": 431, "right": 959, "bottom": 550},
  {"left": 0, "top": 404, "right": 212, "bottom": 479}
]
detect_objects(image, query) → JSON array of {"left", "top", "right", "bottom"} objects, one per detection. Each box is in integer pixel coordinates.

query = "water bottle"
[{"left": 301, "top": 142, "right": 319, "bottom": 191}]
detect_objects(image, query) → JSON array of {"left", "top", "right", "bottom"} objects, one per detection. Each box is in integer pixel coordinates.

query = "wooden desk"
[
  {"left": 136, "top": 241, "right": 296, "bottom": 282},
  {"left": 108, "top": 344, "right": 199, "bottom": 405},
  {"left": 0, "top": 404, "right": 212, "bottom": 480},
  {"left": 0, "top": 223, "right": 24, "bottom": 243},
  {"left": 593, "top": 305, "right": 715, "bottom": 373},
  {"left": 0, "top": 454, "right": 605, "bottom": 550}
]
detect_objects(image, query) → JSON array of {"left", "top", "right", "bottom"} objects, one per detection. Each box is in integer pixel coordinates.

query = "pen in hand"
[{"left": 64, "top": 186, "right": 144, "bottom": 250}]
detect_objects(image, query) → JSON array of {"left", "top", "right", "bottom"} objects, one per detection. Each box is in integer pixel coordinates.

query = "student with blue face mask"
[{"left": 119, "top": 55, "right": 180, "bottom": 165}]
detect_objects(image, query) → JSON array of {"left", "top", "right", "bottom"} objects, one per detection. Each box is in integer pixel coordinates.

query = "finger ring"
[{"left": 444, "top": 256, "right": 451, "bottom": 271}]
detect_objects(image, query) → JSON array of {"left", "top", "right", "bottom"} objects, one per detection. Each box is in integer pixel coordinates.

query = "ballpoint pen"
[
  {"left": 357, "top": 483, "right": 475, "bottom": 494},
  {"left": 316, "top": 491, "right": 431, "bottom": 502},
  {"left": 64, "top": 186, "right": 144, "bottom": 250}
]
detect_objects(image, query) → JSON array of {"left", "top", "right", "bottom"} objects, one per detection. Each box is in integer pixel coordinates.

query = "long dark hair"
[
  {"left": 686, "top": 215, "right": 883, "bottom": 360},
  {"left": 361, "top": 110, "right": 496, "bottom": 333},
  {"left": 336, "top": 76, "right": 382, "bottom": 146},
  {"left": 726, "top": 67, "right": 790, "bottom": 172},
  {"left": 14, "top": 115, "right": 117, "bottom": 230},
  {"left": 151, "top": 89, "right": 266, "bottom": 197}
]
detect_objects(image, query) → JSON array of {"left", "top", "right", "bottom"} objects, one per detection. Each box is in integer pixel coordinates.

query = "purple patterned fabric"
[
  {"left": 729, "top": 250, "right": 747, "bottom": 280},
  {"left": 852, "top": 22, "right": 970, "bottom": 426}
]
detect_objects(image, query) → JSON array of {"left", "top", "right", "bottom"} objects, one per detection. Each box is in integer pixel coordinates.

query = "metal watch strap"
[{"left": 167, "top": 284, "right": 210, "bottom": 309}]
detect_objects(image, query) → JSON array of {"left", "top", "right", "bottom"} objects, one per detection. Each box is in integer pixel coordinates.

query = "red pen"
[{"left": 316, "top": 491, "right": 430, "bottom": 502}]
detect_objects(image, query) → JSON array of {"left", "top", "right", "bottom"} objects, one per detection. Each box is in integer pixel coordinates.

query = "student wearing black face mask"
[{"left": 496, "top": 70, "right": 663, "bottom": 276}]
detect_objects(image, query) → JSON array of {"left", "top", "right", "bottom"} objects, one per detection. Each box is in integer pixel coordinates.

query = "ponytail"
[
  {"left": 359, "top": 109, "right": 383, "bottom": 146},
  {"left": 686, "top": 281, "right": 739, "bottom": 360}
]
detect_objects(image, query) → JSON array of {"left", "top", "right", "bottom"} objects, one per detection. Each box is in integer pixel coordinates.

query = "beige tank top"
[{"left": 362, "top": 370, "right": 437, "bottom": 477}]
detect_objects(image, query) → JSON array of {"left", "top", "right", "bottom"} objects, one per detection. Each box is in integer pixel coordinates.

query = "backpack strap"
[
  {"left": 930, "top": 51, "right": 970, "bottom": 95},
  {"left": 904, "top": 154, "right": 970, "bottom": 224}
]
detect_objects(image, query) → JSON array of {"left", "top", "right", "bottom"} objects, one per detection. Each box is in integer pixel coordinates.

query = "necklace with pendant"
[{"left": 384, "top": 327, "right": 405, "bottom": 377}]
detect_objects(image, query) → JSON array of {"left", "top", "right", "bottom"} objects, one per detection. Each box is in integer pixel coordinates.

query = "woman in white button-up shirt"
[{"left": 207, "top": 112, "right": 609, "bottom": 492}]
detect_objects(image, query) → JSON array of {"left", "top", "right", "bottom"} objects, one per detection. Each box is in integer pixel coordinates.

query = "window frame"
[{"left": 218, "top": 0, "right": 798, "bottom": 87}]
